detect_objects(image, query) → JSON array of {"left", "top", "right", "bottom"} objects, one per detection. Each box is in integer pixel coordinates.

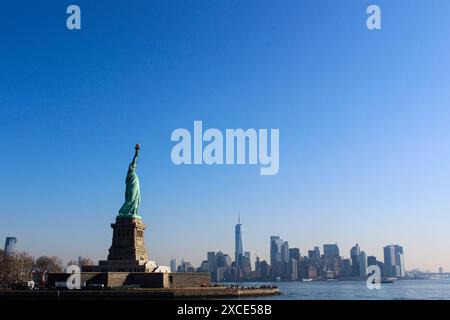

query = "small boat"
[
  {"left": 302, "top": 278, "right": 313, "bottom": 282},
  {"left": 380, "top": 277, "right": 396, "bottom": 283}
]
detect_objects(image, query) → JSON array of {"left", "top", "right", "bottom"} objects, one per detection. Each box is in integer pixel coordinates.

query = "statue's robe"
[{"left": 118, "top": 159, "right": 141, "bottom": 217}]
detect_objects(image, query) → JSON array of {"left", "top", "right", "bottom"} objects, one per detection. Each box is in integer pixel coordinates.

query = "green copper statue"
[{"left": 118, "top": 144, "right": 141, "bottom": 218}]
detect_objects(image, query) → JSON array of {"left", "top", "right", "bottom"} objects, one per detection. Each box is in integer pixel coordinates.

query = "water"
[{"left": 232, "top": 279, "right": 450, "bottom": 300}]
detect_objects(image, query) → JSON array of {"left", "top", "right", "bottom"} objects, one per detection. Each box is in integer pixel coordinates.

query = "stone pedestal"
[
  {"left": 76, "top": 215, "right": 212, "bottom": 289},
  {"left": 85, "top": 216, "right": 154, "bottom": 273},
  {"left": 107, "top": 217, "right": 148, "bottom": 262}
]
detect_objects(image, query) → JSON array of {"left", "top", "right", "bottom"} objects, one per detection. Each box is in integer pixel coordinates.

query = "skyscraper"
[
  {"left": 359, "top": 251, "right": 368, "bottom": 278},
  {"left": 339, "top": 259, "right": 353, "bottom": 278},
  {"left": 323, "top": 244, "right": 340, "bottom": 259},
  {"left": 216, "top": 251, "right": 225, "bottom": 268},
  {"left": 170, "top": 258, "right": 177, "bottom": 272},
  {"left": 200, "top": 260, "right": 209, "bottom": 272},
  {"left": 314, "top": 246, "right": 321, "bottom": 259},
  {"left": 255, "top": 256, "right": 261, "bottom": 273},
  {"left": 243, "top": 251, "right": 252, "bottom": 274},
  {"left": 383, "top": 244, "right": 405, "bottom": 277},
  {"left": 308, "top": 246, "right": 321, "bottom": 260},
  {"left": 270, "top": 236, "right": 284, "bottom": 278},
  {"left": 4, "top": 237, "right": 17, "bottom": 257},
  {"left": 281, "top": 241, "right": 290, "bottom": 263},
  {"left": 393, "top": 245, "right": 405, "bottom": 277},
  {"left": 270, "top": 236, "right": 282, "bottom": 266},
  {"left": 288, "top": 258, "right": 298, "bottom": 281},
  {"left": 177, "top": 259, "right": 194, "bottom": 272},
  {"left": 395, "top": 251, "right": 405, "bottom": 277},
  {"left": 280, "top": 241, "right": 290, "bottom": 279},
  {"left": 323, "top": 243, "right": 340, "bottom": 271},
  {"left": 383, "top": 245, "right": 396, "bottom": 277},
  {"left": 289, "top": 248, "right": 300, "bottom": 260},
  {"left": 207, "top": 251, "right": 217, "bottom": 275},
  {"left": 223, "top": 254, "right": 232, "bottom": 267},
  {"left": 235, "top": 215, "right": 244, "bottom": 269},
  {"left": 367, "top": 255, "right": 377, "bottom": 266},
  {"left": 350, "top": 243, "right": 360, "bottom": 277}
]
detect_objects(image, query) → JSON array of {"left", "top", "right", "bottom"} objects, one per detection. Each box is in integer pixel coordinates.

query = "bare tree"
[
  {"left": 0, "top": 251, "right": 35, "bottom": 284},
  {"left": 78, "top": 257, "right": 94, "bottom": 266},
  {"left": 34, "top": 256, "right": 64, "bottom": 273},
  {"left": 0, "top": 250, "right": 12, "bottom": 284},
  {"left": 67, "top": 257, "right": 94, "bottom": 267},
  {"left": 10, "top": 252, "right": 34, "bottom": 283},
  {"left": 67, "top": 260, "right": 77, "bottom": 266}
]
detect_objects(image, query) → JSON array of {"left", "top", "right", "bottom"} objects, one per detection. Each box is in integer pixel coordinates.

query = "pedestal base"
[
  {"left": 83, "top": 260, "right": 157, "bottom": 273},
  {"left": 107, "top": 217, "right": 149, "bottom": 262}
]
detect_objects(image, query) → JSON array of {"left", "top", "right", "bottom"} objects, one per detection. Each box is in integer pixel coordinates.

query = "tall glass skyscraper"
[
  {"left": 350, "top": 243, "right": 361, "bottom": 277},
  {"left": 235, "top": 215, "right": 243, "bottom": 268},
  {"left": 393, "top": 245, "right": 405, "bottom": 277},
  {"left": 170, "top": 258, "right": 176, "bottom": 273},
  {"left": 4, "top": 237, "right": 17, "bottom": 257},
  {"left": 270, "top": 236, "right": 283, "bottom": 267},
  {"left": 359, "top": 251, "right": 368, "bottom": 278},
  {"left": 281, "top": 241, "right": 290, "bottom": 262},
  {"left": 270, "top": 236, "right": 286, "bottom": 278},
  {"left": 382, "top": 244, "right": 406, "bottom": 277},
  {"left": 383, "top": 245, "right": 397, "bottom": 277}
]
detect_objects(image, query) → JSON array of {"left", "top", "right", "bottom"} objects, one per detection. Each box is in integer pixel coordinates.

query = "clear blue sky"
[{"left": 1, "top": 0, "right": 449, "bottom": 271}]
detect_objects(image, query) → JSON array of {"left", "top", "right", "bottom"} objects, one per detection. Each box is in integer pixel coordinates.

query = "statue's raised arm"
[
  {"left": 118, "top": 144, "right": 142, "bottom": 218},
  {"left": 129, "top": 144, "right": 140, "bottom": 171}
]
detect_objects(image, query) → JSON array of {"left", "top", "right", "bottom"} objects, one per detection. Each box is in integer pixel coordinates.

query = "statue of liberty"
[{"left": 118, "top": 144, "right": 141, "bottom": 218}]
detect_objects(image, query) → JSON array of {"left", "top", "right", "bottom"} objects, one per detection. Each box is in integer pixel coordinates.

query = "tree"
[
  {"left": 78, "top": 257, "right": 94, "bottom": 266},
  {"left": 67, "top": 257, "right": 94, "bottom": 267},
  {"left": 34, "top": 256, "right": 64, "bottom": 273},
  {"left": 10, "top": 252, "right": 34, "bottom": 283},
  {"left": 0, "top": 251, "right": 34, "bottom": 284},
  {"left": 67, "top": 260, "right": 77, "bottom": 266},
  {"left": 0, "top": 250, "right": 12, "bottom": 284}
]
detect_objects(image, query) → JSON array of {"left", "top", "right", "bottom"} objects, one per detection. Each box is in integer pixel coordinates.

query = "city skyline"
[
  {"left": 170, "top": 219, "right": 412, "bottom": 282},
  {"left": 3, "top": 217, "right": 444, "bottom": 274},
  {"left": 1, "top": 1, "right": 450, "bottom": 272},
  {"left": 172, "top": 218, "right": 411, "bottom": 280}
]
